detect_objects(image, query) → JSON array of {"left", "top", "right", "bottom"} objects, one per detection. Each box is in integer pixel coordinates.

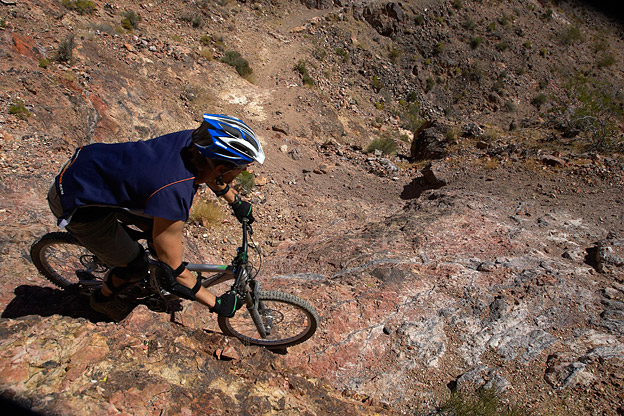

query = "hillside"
[{"left": 1, "top": 0, "right": 623, "bottom": 415}]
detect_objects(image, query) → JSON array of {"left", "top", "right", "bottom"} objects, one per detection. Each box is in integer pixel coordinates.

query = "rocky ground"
[{"left": 1, "top": 0, "right": 623, "bottom": 415}]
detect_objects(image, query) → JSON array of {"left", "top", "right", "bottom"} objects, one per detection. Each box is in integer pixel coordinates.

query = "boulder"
[{"left": 410, "top": 120, "right": 450, "bottom": 161}]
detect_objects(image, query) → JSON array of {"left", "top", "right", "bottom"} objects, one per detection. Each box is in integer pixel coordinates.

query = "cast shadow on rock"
[
  {"left": 400, "top": 176, "right": 443, "bottom": 200},
  {"left": 2, "top": 285, "right": 110, "bottom": 323}
]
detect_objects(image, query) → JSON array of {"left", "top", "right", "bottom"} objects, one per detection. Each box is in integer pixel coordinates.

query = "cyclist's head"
[{"left": 192, "top": 114, "right": 265, "bottom": 166}]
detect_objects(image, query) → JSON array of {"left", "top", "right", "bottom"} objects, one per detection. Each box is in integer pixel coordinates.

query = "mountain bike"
[{"left": 29, "top": 218, "right": 319, "bottom": 349}]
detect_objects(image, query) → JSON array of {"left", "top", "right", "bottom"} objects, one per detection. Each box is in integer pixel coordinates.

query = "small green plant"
[
  {"left": 452, "top": 0, "right": 463, "bottom": 10},
  {"left": 470, "top": 36, "right": 483, "bottom": 49},
  {"left": 495, "top": 42, "right": 509, "bottom": 52},
  {"left": 371, "top": 75, "right": 383, "bottom": 92},
  {"left": 189, "top": 199, "right": 223, "bottom": 227},
  {"left": 180, "top": 14, "right": 203, "bottom": 28},
  {"left": 463, "top": 63, "right": 483, "bottom": 82},
  {"left": 199, "top": 48, "right": 213, "bottom": 60},
  {"left": 0, "top": 17, "right": 6, "bottom": 28},
  {"left": 439, "top": 387, "right": 530, "bottom": 416},
  {"left": 559, "top": 25, "right": 583, "bottom": 45},
  {"left": 433, "top": 42, "right": 444, "bottom": 55},
  {"left": 55, "top": 34, "right": 74, "bottom": 63},
  {"left": 38, "top": 58, "right": 50, "bottom": 69},
  {"left": 462, "top": 17, "right": 476, "bottom": 31},
  {"left": 493, "top": 78, "right": 505, "bottom": 95},
  {"left": 425, "top": 77, "right": 435, "bottom": 92},
  {"left": 9, "top": 100, "right": 30, "bottom": 119},
  {"left": 200, "top": 35, "right": 212, "bottom": 46},
  {"left": 293, "top": 60, "right": 306, "bottom": 75},
  {"left": 539, "top": 47, "right": 547, "bottom": 57},
  {"left": 171, "top": 34, "right": 182, "bottom": 42},
  {"left": 121, "top": 10, "right": 141, "bottom": 31},
  {"left": 487, "top": 21, "right": 496, "bottom": 32},
  {"left": 504, "top": 100, "right": 517, "bottom": 112},
  {"left": 559, "top": 73, "right": 624, "bottom": 152},
  {"left": 388, "top": 45, "right": 402, "bottom": 64},
  {"left": 597, "top": 53, "right": 615, "bottom": 68},
  {"left": 293, "top": 60, "right": 314, "bottom": 86},
  {"left": 593, "top": 37, "right": 609, "bottom": 53},
  {"left": 235, "top": 171, "right": 255, "bottom": 195},
  {"left": 401, "top": 102, "right": 423, "bottom": 131},
  {"left": 62, "top": 0, "right": 96, "bottom": 15},
  {"left": 222, "top": 50, "right": 253, "bottom": 77},
  {"left": 312, "top": 46, "right": 327, "bottom": 61},
  {"left": 446, "top": 126, "right": 461, "bottom": 141},
  {"left": 302, "top": 73, "right": 314, "bottom": 86},
  {"left": 498, "top": 13, "right": 512, "bottom": 27},
  {"left": 374, "top": 101, "right": 384, "bottom": 110},
  {"left": 212, "top": 35, "right": 225, "bottom": 51},
  {"left": 415, "top": 15, "right": 424, "bottom": 26},
  {"left": 522, "top": 40, "right": 532, "bottom": 49},
  {"left": 531, "top": 93, "right": 548, "bottom": 108},
  {"left": 335, "top": 47, "right": 349, "bottom": 63},
  {"left": 366, "top": 136, "right": 397, "bottom": 155}
]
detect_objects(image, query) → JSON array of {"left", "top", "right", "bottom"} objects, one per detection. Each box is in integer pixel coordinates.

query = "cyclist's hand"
[
  {"left": 210, "top": 292, "right": 244, "bottom": 318},
  {"left": 230, "top": 197, "right": 254, "bottom": 224}
]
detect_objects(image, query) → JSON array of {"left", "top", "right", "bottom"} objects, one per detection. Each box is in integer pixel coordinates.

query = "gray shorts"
[{"left": 47, "top": 184, "right": 142, "bottom": 267}]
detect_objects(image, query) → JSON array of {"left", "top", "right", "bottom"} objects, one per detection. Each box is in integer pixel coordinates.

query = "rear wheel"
[
  {"left": 30, "top": 232, "right": 107, "bottom": 294},
  {"left": 218, "top": 290, "right": 319, "bottom": 349}
]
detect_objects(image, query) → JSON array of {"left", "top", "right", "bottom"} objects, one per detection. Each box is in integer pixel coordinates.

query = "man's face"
[{"left": 218, "top": 164, "right": 247, "bottom": 184}]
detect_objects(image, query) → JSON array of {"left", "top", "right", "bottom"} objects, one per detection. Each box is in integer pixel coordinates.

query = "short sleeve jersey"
[{"left": 55, "top": 130, "right": 197, "bottom": 226}]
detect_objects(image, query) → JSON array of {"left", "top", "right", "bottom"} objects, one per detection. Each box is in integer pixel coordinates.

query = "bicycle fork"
[{"left": 245, "top": 279, "right": 272, "bottom": 338}]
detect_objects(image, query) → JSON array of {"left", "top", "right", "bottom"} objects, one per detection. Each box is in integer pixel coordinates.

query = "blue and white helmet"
[{"left": 192, "top": 114, "right": 265, "bottom": 165}]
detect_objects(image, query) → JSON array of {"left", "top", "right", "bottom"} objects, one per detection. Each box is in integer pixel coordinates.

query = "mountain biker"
[{"left": 46, "top": 114, "right": 264, "bottom": 321}]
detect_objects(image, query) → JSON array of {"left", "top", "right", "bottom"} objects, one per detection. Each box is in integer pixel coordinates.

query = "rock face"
[
  {"left": 0, "top": 306, "right": 388, "bottom": 415},
  {"left": 261, "top": 185, "right": 624, "bottom": 414}
]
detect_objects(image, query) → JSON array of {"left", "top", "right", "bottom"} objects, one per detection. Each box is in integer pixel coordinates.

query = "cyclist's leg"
[
  {"left": 67, "top": 211, "right": 150, "bottom": 320},
  {"left": 47, "top": 186, "right": 146, "bottom": 320}
]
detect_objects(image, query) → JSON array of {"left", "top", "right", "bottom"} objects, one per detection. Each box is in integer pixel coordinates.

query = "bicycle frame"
[
  {"left": 120, "top": 218, "right": 269, "bottom": 337},
  {"left": 31, "top": 218, "right": 319, "bottom": 347}
]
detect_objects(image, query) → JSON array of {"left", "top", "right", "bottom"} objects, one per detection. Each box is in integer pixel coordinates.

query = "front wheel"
[
  {"left": 30, "top": 232, "right": 107, "bottom": 294},
  {"left": 218, "top": 290, "right": 320, "bottom": 349}
]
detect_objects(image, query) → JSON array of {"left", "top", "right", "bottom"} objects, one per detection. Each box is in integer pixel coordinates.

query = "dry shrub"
[{"left": 189, "top": 199, "right": 223, "bottom": 227}]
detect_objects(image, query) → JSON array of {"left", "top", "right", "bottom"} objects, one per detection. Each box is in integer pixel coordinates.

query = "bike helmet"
[{"left": 192, "top": 114, "right": 265, "bottom": 165}]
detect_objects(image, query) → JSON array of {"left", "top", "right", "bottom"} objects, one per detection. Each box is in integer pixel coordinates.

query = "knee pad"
[
  {"left": 112, "top": 246, "right": 148, "bottom": 283},
  {"left": 153, "top": 261, "right": 201, "bottom": 301}
]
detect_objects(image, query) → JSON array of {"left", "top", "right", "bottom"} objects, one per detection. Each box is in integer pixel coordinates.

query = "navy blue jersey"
[{"left": 55, "top": 130, "right": 198, "bottom": 226}]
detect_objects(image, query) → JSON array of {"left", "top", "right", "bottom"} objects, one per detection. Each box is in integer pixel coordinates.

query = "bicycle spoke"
[
  {"left": 218, "top": 291, "right": 319, "bottom": 348},
  {"left": 41, "top": 242, "right": 107, "bottom": 287}
]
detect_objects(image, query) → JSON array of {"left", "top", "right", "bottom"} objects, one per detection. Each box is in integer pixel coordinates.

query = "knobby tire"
[
  {"left": 217, "top": 290, "right": 319, "bottom": 349},
  {"left": 30, "top": 232, "right": 106, "bottom": 293}
]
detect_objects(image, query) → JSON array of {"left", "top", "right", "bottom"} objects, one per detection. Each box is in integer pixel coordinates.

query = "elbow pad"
[{"left": 154, "top": 261, "right": 201, "bottom": 300}]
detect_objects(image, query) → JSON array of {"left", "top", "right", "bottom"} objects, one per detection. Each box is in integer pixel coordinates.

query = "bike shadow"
[{"left": 2, "top": 285, "right": 110, "bottom": 323}]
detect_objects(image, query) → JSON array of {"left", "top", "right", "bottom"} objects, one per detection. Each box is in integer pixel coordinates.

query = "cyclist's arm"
[
  {"left": 209, "top": 182, "right": 239, "bottom": 204},
  {"left": 152, "top": 216, "right": 216, "bottom": 308}
]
